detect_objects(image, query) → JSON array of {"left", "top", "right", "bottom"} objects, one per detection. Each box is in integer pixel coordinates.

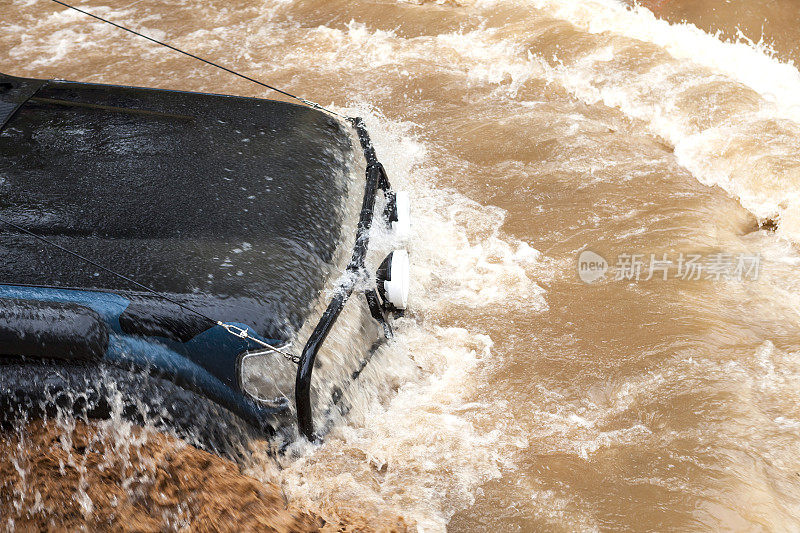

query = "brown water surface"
[{"left": 2, "top": 0, "right": 800, "bottom": 530}]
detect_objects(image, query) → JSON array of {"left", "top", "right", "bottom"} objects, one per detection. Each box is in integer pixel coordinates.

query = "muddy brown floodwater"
[
  {"left": 0, "top": 420, "right": 407, "bottom": 531},
  {"left": 3, "top": 0, "right": 800, "bottom": 530}
]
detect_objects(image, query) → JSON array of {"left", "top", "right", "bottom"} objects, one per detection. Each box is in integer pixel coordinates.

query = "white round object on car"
[{"left": 383, "top": 249, "right": 409, "bottom": 310}]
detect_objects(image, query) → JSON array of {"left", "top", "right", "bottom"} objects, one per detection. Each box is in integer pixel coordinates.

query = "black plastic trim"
[
  {"left": 0, "top": 298, "right": 109, "bottom": 361},
  {"left": 295, "top": 117, "right": 390, "bottom": 440}
]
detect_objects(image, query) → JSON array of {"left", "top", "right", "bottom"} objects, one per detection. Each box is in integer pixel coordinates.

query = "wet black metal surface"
[{"left": 0, "top": 73, "right": 360, "bottom": 341}]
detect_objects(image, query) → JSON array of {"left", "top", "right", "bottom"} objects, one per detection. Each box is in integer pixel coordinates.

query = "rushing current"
[{"left": 3, "top": 0, "right": 800, "bottom": 530}]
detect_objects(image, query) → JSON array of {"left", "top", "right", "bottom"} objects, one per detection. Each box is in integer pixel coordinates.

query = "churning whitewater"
[{"left": 3, "top": 0, "right": 800, "bottom": 530}]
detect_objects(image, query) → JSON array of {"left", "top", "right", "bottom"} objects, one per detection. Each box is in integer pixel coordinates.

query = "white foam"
[
  {"left": 284, "top": 3, "right": 800, "bottom": 248},
  {"left": 9, "top": 7, "right": 168, "bottom": 69},
  {"left": 242, "top": 110, "right": 546, "bottom": 530},
  {"left": 480, "top": 0, "right": 800, "bottom": 242},
  {"left": 527, "top": 0, "right": 800, "bottom": 115}
]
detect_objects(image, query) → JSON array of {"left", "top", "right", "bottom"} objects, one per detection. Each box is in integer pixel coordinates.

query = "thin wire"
[
  {"left": 0, "top": 216, "right": 214, "bottom": 320},
  {"left": 0, "top": 216, "right": 297, "bottom": 362},
  {"left": 47, "top": 0, "right": 346, "bottom": 119}
]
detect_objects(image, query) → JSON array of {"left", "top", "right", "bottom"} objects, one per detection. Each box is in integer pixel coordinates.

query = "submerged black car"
[{"left": 0, "top": 72, "right": 410, "bottom": 454}]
